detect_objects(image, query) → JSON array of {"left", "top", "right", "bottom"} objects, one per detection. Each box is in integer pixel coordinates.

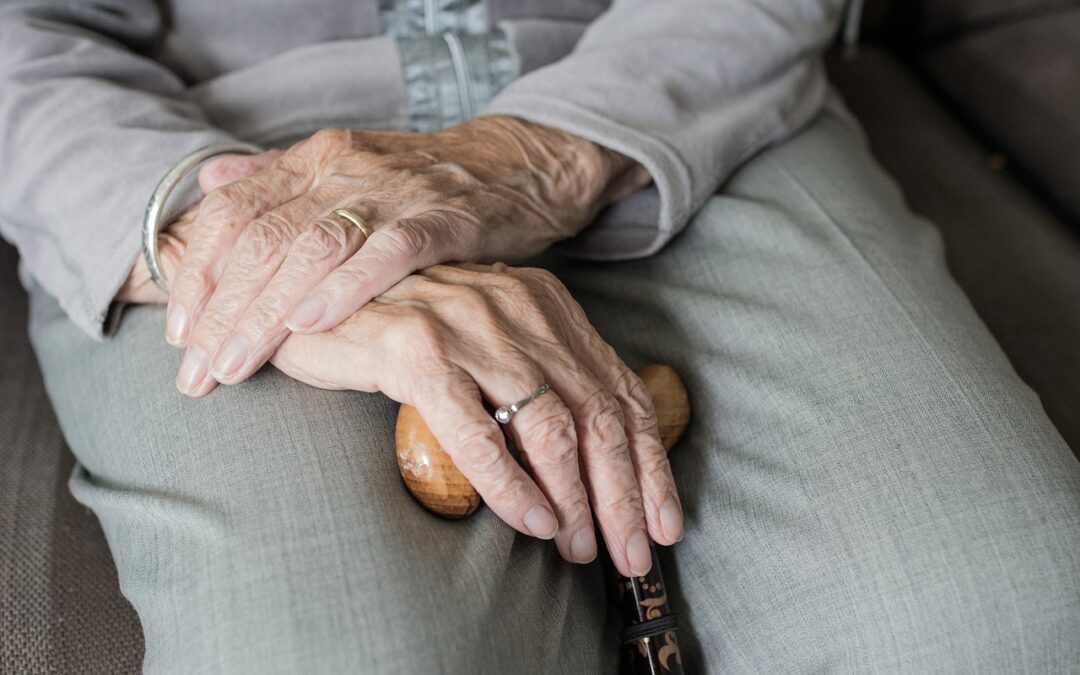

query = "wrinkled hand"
[
  {"left": 117, "top": 150, "right": 281, "bottom": 304},
  {"left": 271, "top": 263, "right": 683, "bottom": 576},
  {"left": 163, "top": 116, "right": 649, "bottom": 397}
]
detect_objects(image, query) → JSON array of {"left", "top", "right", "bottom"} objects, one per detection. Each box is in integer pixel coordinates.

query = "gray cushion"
[
  {"left": 829, "top": 46, "right": 1080, "bottom": 453},
  {"left": 858, "top": 0, "right": 1070, "bottom": 43},
  {"left": 0, "top": 243, "right": 143, "bottom": 673},
  {"left": 2, "top": 43, "right": 1079, "bottom": 674},
  {"left": 916, "top": 0, "right": 1071, "bottom": 39},
  {"left": 918, "top": 10, "right": 1080, "bottom": 221}
]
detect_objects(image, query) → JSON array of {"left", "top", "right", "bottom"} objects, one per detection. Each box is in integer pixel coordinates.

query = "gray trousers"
[{"left": 29, "top": 113, "right": 1080, "bottom": 673}]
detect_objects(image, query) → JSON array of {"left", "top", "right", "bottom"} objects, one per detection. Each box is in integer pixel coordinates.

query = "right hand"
[{"left": 271, "top": 263, "right": 684, "bottom": 577}]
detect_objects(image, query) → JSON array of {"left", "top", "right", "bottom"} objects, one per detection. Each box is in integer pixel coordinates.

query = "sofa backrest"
[{"left": 861, "top": 0, "right": 1077, "bottom": 43}]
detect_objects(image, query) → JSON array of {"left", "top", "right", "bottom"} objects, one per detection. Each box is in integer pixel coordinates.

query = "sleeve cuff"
[{"left": 482, "top": 94, "right": 694, "bottom": 260}]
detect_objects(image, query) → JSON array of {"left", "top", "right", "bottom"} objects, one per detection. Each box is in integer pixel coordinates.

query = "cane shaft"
[
  {"left": 394, "top": 364, "right": 690, "bottom": 670},
  {"left": 616, "top": 543, "right": 683, "bottom": 674}
]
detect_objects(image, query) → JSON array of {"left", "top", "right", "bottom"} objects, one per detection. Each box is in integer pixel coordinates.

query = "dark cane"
[{"left": 395, "top": 364, "right": 689, "bottom": 673}]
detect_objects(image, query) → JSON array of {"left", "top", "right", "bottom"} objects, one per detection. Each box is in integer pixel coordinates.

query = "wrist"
[{"left": 459, "top": 115, "right": 651, "bottom": 233}]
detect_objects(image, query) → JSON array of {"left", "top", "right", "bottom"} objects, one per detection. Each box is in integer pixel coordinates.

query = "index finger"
[{"left": 285, "top": 215, "right": 446, "bottom": 334}]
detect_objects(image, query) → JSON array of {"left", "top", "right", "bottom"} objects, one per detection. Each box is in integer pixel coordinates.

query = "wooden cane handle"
[{"left": 395, "top": 364, "right": 690, "bottom": 518}]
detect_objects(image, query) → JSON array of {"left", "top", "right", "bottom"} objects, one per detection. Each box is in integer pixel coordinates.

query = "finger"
[
  {"left": 507, "top": 387, "right": 597, "bottom": 564},
  {"left": 208, "top": 213, "right": 369, "bottom": 384},
  {"left": 285, "top": 215, "right": 446, "bottom": 334},
  {"left": 599, "top": 361, "right": 682, "bottom": 546},
  {"left": 417, "top": 369, "right": 559, "bottom": 541},
  {"left": 548, "top": 363, "right": 650, "bottom": 577},
  {"left": 467, "top": 353, "right": 596, "bottom": 565},
  {"left": 197, "top": 150, "right": 283, "bottom": 193},
  {"left": 532, "top": 268, "right": 683, "bottom": 546},
  {"left": 422, "top": 264, "right": 649, "bottom": 574},
  {"left": 166, "top": 155, "right": 312, "bottom": 347},
  {"left": 175, "top": 192, "right": 333, "bottom": 397}
]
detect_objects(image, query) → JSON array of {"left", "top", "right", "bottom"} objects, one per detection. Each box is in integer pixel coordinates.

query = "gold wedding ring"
[{"left": 332, "top": 208, "right": 375, "bottom": 240}]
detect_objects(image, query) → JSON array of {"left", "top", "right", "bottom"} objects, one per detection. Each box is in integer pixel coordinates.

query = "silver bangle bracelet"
[{"left": 142, "top": 142, "right": 263, "bottom": 293}]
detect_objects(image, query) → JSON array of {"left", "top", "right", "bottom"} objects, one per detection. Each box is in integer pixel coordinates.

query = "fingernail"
[
  {"left": 523, "top": 505, "right": 558, "bottom": 540},
  {"left": 211, "top": 335, "right": 248, "bottom": 379},
  {"left": 166, "top": 305, "right": 188, "bottom": 345},
  {"left": 659, "top": 496, "right": 684, "bottom": 543},
  {"left": 626, "top": 529, "right": 653, "bottom": 577},
  {"left": 176, "top": 348, "right": 209, "bottom": 395},
  {"left": 570, "top": 528, "right": 597, "bottom": 563},
  {"left": 286, "top": 296, "right": 327, "bottom": 331}
]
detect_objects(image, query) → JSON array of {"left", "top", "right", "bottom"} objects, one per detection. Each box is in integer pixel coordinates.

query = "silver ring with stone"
[
  {"left": 494, "top": 383, "right": 550, "bottom": 424},
  {"left": 142, "top": 142, "right": 263, "bottom": 293}
]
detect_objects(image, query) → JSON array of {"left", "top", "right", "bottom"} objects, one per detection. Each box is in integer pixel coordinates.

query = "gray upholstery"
[
  {"left": 919, "top": 9, "right": 1080, "bottom": 222},
  {"left": 0, "top": 243, "right": 143, "bottom": 673},
  {"left": 829, "top": 47, "right": 1080, "bottom": 453},
  {"left": 916, "top": 0, "right": 1073, "bottom": 39},
  {"left": 1, "top": 11, "right": 1079, "bottom": 673}
]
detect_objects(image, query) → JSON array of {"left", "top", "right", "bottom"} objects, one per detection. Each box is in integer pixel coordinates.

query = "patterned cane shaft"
[{"left": 616, "top": 543, "right": 683, "bottom": 674}]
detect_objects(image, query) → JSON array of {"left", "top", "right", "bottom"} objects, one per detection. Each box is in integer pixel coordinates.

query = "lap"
[
  {"left": 29, "top": 290, "right": 610, "bottom": 672},
  {"left": 550, "top": 112, "right": 1080, "bottom": 672},
  {"left": 29, "top": 111, "right": 1080, "bottom": 673}
]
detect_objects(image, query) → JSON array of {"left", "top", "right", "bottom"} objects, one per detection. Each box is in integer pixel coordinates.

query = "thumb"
[{"left": 197, "top": 150, "right": 283, "bottom": 193}]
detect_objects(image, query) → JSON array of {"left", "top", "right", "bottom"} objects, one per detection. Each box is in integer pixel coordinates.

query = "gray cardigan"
[{"left": 0, "top": 0, "right": 844, "bottom": 338}]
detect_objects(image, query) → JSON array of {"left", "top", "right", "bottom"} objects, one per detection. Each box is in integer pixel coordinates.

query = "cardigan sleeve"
[
  {"left": 485, "top": 0, "right": 846, "bottom": 259},
  {"left": 0, "top": 2, "right": 238, "bottom": 338}
]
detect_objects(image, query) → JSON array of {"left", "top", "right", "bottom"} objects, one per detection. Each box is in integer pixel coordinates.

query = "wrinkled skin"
[
  {"left": 117, "top": 119, "right": 680, "bottom": 576},
  {"left": 157, "top": 116, "right": 649, "bottom": 398},
  {"left": 276, "top": 263, "right": 683, "bottom": 576}
]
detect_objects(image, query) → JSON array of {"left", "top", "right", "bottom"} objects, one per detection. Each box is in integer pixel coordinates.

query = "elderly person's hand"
[
  {"left": 117, "top": 150, "right": 282, "bottom": 304},
  {"left": 162, "top": 116, "right": 649, "bottom": 396},
  {"left": 119, "top": 153, "right": 681, "bottom": 576},
  {"left": 269, "top": 262, "right": 683, "bottom": 577}
]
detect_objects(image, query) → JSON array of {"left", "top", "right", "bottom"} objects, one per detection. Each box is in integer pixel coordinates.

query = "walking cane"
[{"left": 395, "top": 364, "right": 689, "bottom": 674}]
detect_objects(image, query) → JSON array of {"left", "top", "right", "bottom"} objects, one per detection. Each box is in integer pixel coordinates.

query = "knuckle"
[
  {"left": 582, "top": 391, "right": 629, "bottom": 462},
  {"left": 380, "top": 220, "right": 431, "bottom": 259},
  {"left": 393, "top": 310, "right": 447, "bottom": 361},
  {"left": 203, "top": 290, "right": 247, "bottom": 325},
  {"left": 615, "top": 370, "right": 659, "bottom": 434},
  {"left": 198, "top": 189, "right": 244, "bottom": 225},
  {"left": 405, "top": 170, "right": 441, "bottom": 194},
  {"left": 495, "top": 273, "right": 533, "bottom": 301},
  {"left": 583, "top": 391, "right": 625, "bottom": 436},
  {"left": 454, "top": 420, "right": 507, "bottom": 475},
  {"left": 640, "top": 450, "right": 672, "bottom": 482},
  {"left": 518, "top": 267, "right": 564, "bottom": 295},
  {"left": 601, "top": 487, "right": 645, "bottom": 523},
  {"left": 486, "top": 475, "right": 532, "bottom": 512},
  {"left": 527, "top": 411, "right": 577, "bottom": 467},
  {"left": 445, "top": 285, "right": 490, "bottom": 316},
  {"left": 486, "top": 273, "right": 541, "bottom": 316},
  {"left": 235, "top": 218, "right": 287, "bottom": 266},
  {"left": 174, "top": 259, "right": 216, "bottom": 299},
  {"left": 560, "top": 494, "right": 592, "bottom": 519},
  {"left": 246, "top": 300, "right": 287, "bottom": 335},
  {"left": 293, "top": 219, "right": 350, "bottom": 262},
  {"left": 325, "top": 265, "right": 374, "bottom": 296},
  {"left": 308, "top": 128, "right": 351, "bottom": 151},
  {"left": 190, "top": 311, "right": 232, "bottom": 344},
  {"left": 432, "top": 162, "right": 480, "bottom": 187}
]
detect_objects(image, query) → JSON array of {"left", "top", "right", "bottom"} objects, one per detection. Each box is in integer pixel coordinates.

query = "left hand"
[
  {"left": 270, "top": 262, "right": 683, "bottom": 577},
  {"left": 165, "top": 116, "right": 649, "bottom": 397},
  {"left": 117, "top": 150, "right": 281, "bottom": 304}
]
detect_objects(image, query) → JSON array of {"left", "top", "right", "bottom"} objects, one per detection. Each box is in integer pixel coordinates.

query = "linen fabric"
[
  {"left": 27, "top": 112, "right": 1080, "bottom": 673},
  {"left": 0, "top": 0, "right": 845, "bottom": 338}
]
